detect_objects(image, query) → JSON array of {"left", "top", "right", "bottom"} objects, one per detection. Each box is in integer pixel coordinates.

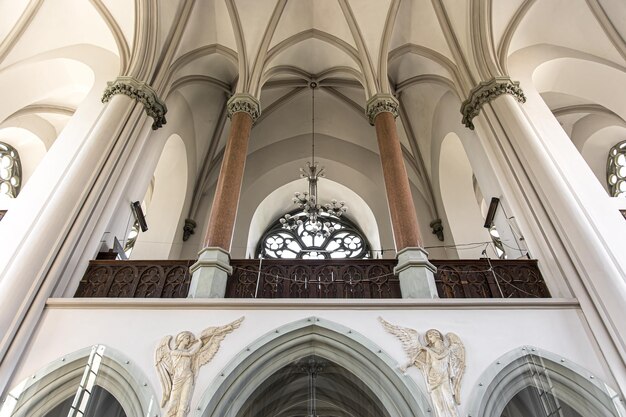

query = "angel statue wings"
[
  {"left": 379, "top": 317, "right": 465, "bottom": 417},
  {"left": 155, "top": 317, "right": 244, "bottom": 417}
]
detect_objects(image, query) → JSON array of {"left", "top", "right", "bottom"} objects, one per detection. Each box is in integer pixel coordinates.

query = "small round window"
[
  {"left": 0, "top": 142, "right": 21, "bottom": 198},
  {"left": 607, "top": 140, "right": 626, "bottom": 198}
]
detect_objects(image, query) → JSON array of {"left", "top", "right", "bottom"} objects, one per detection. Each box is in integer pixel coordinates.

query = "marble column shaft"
[
  {"left": 203, "top": 111, "right": 253, "bottom": 251},
  {"left": 372, "top": 111, "right": 423, "bottom": 250}
]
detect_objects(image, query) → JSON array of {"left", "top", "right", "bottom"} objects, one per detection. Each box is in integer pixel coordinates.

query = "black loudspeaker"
[
  {"left": 483, "top": 197, "right": 500, "bottom": 228},
  {"left": 131, "top": 201, "right": 148, "bottom": 232}
]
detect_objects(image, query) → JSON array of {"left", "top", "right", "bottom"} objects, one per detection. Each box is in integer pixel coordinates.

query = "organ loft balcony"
[{"left": 74, "top": 257, "right": 550, "bottom": 299}]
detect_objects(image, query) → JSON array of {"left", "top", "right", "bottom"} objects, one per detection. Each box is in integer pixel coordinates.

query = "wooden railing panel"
[
  {"left": 75, "top": 260, "right": 192, "bottom": 298},
  {"left": 431, "top": 259, "right": 549, "bottom": 298},
  {"left": 74, "top": 258, "right": 549, "bottom": 299},
  {"left": 226, "top": 259, "right": 400, "bottom": 299}
]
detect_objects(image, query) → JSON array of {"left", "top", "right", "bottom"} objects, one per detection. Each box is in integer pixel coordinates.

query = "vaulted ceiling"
[{"left": 1, "top": 0, "right": 625, "bottom": 256}]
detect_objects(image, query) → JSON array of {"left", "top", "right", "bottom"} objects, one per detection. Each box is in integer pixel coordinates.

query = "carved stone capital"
[
  {"left": 182, "top": 218, "right": 197, "bottom": 242},
  {"left": 227, "top": 93, "right": 261, "bottom": 122},
  {"left": 102, "top": 76, "right": 167, "bottom": 130},
  {"left": 366, "top": 94, "right": 399, "bottom": 125},
  {"left": 461, "top": 77, "right": 526, "bottom": 130}
]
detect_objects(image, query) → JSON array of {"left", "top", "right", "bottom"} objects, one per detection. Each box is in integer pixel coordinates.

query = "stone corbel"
[
  {"left": 182, "top": 218, "right": 197, "bottom": 241},
  {"left": 366, "top": 94, "right": 399, "bottom": 125},
  {"left": 430, "top": 218, "right": 444, "bottom": 241},
  {"left": 102, "top": 76, "right": 167, "bottom": 130},
  {"left": 227, "top": 93, "right": 261, "bottom": 123},
  {"left": 460, "top": 77, "right": 526, "bottom": 130}
]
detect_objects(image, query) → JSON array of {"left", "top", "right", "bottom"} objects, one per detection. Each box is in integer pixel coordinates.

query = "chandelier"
[{"left": 280, "top": 82, "right": 347, "bottom": 237}]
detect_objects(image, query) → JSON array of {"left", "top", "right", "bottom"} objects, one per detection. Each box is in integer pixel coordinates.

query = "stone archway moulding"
[
  {"left": 2, "top": 345, "right": 157, "bottom": 417},
  {"left": 466, "top": 346, "right": 626, "bottom": 417},
  {"left": 195, "top": 317, "right": 431, "bottom": 417}
]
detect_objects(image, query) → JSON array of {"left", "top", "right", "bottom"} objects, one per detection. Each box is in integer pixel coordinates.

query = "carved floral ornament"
[
  {"left": 460, "top": 77, "right": 526, "bottom": 130},
  {"left": 379, "top": 317, "right": 466, "bottom": 417},
  {"left": 366, "top": 94, "right": 400, "bottom": 125},
  {"left": 102, "top": 76, "right": 168, "bottom": 130},
  {"left": 155, "top": 317, "right": 244, "bottom": 417},
  {"left": 227, "top": 93, "right": 261, "bottom": 123}
]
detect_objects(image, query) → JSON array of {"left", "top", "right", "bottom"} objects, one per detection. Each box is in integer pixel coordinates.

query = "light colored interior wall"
[{"left": 13, "top": 301, "right": 612, "bottom": 417}]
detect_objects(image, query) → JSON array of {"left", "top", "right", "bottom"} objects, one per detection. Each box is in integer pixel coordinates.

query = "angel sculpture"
[
  {"left": 379, "top": 317, "right": 465, "bottom": 417},
  {"left": 155, "top": 317, "right": 244, "bottom": 417}
]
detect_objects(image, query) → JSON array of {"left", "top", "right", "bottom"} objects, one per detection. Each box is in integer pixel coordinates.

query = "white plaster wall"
[{"left": 12, "top": 300, "right": 613, "bottom": 417}]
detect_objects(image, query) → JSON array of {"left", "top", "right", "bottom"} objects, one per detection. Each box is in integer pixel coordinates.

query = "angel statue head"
[
  {"left": 425, "top": 329, "right": 443, "bottom": 345},
  {"left": 175, "top": 331, "right": 196, "bottom": 349}
]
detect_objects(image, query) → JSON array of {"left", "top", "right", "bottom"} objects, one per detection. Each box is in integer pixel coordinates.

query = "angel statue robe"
[{"left": 415, "top": 345, "right": 458, "bottom": 417}]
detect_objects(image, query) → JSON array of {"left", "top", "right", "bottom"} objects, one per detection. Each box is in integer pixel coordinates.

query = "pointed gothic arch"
[
  {"left": 467, "top": 346, "right": 626, "bottom": 417},
  {"left": 196, "top": 317, "right": 431, "bottom": 417},
  {"left": 1, "top": 345, "right": 157, "bottom": 417}
]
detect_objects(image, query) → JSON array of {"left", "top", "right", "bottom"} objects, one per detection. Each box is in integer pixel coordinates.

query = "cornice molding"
[
  {"left": 461, "top": 77, "right": 526, "bottom": 130},
  {"left": 227, "top": 93, "right": 261, "bottom": 122},
  {"left": 366, "top": 94, "right": 399, "bottom": 125},
  {"left": 102, "top": 76, "right": 167, "bottom": 130}
]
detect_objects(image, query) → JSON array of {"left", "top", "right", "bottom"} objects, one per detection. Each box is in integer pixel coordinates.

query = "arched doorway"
[
  {"left": 237, "top": 355, "right": 388, "bottom": 417},
  {"left": 197, "top": 318, "right": 430, "bottom": 417}
]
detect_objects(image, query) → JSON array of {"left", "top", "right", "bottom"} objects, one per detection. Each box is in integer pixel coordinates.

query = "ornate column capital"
[
  {"left": 461, "top": 76, "right": 526, "bottom": 130},
  {"left": 102, "top": 76, "right": 167, "bottom": 130},
  {"left": 366, "top": 94, "right": 399, "bottom": 125},
  {"left": 227, "top": 93, "right": 261, "bottom": 122}
]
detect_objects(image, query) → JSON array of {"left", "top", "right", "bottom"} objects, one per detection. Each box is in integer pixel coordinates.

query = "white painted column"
[
  {"left": 0, "top": 76, "right": 167, "bottom": 396},
  {"left": 470, "top": 88, "right": 626, "bottom": 393}
]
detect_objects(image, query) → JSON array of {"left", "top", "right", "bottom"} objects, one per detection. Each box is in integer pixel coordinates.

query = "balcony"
[{"left": 74, "top": 258, "right": 549, "bottom": 299}]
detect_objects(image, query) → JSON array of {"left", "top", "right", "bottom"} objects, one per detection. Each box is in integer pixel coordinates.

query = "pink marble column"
[
  {"left": 203, "top": 94, "right": 260, "bottom": 251},
  {"left": 189, "top": 94, "right": 260, "bottom": 298},
  {"left": 367, "top": 94, "right": 423, "bottom": 251}
]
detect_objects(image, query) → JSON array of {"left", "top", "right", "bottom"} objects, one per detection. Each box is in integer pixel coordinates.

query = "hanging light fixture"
[{"left": 280, "top": 82, "right": 347, "bottom": 237}]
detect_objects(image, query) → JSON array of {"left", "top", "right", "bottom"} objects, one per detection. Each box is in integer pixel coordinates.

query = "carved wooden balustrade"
[
  {"left": 432, "top": 259, "right": 549, "bottom": 298},
  {"left": 75, "top": 260, "right": 193, "bottom": 298},
  {"left": 74, "top": 258, "right": 549, "bottom": 299},
  {"left": 226, "top": 259, "right": 400, "bottom": 298}
]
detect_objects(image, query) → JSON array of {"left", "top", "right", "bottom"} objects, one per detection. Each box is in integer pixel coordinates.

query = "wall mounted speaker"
[{"left": 131, "top": 201, "right": 148, "bottom": 232}]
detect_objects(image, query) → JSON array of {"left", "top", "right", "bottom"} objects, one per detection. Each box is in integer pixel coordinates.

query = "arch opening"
[
  {"left": 468, "top": 347, "right": 626, "bottom": 417},
  {"left": 197, "top": 318, "right": 430, "bottom": 417},
  {"left": 130, "top": 134, "right": 188, "bottom": 260},
  {"left": 236, "top": 355, "right": 389, "bottom": 417},
  {"left": 438, "top": 132, "right": 495, "bottom": 259},
  {"left": 0, "top": 345, "right": 157, "bottom": 417}
]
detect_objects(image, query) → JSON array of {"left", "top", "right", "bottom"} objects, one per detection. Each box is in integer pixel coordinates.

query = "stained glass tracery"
[
  {"left": 259, "top": 211, "right": 371, "bottom": 259},
  {"left": 608, "top": 140, "right": 626, "bottom": 198},
  {"left": 0, "top": 142, "right": 21, "bottom": 198}
]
